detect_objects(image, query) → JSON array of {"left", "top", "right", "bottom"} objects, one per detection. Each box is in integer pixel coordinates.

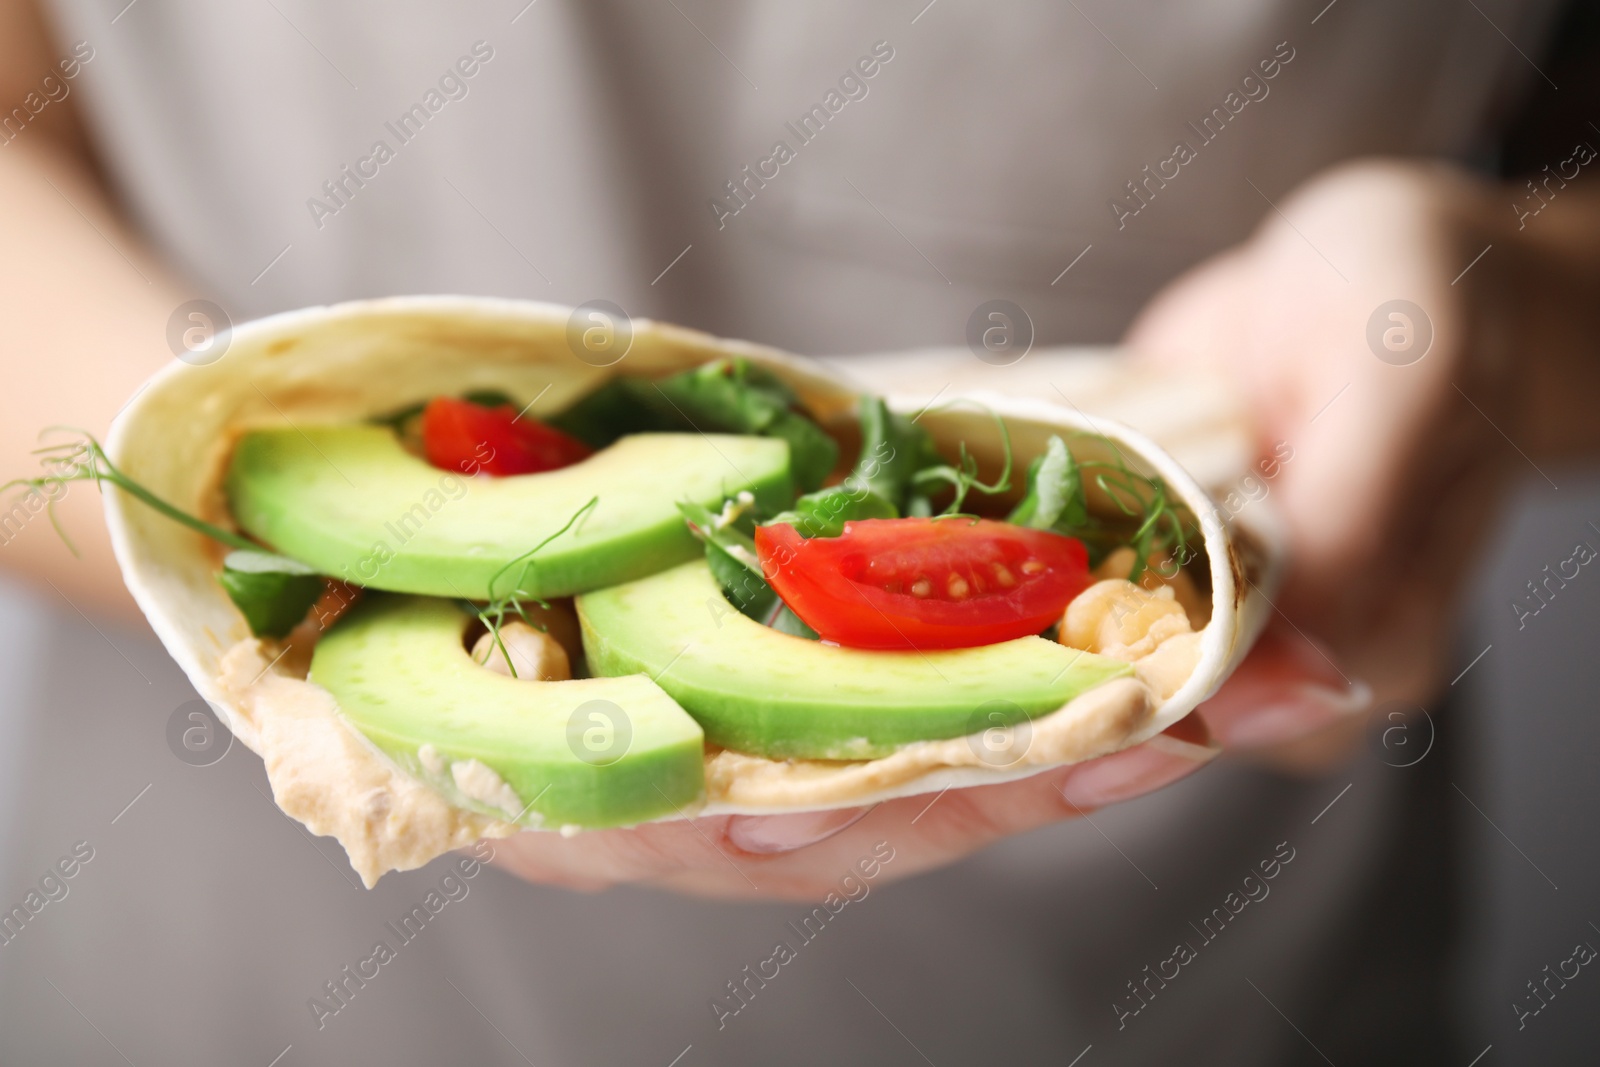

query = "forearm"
[{"left": 0, "top": 136, "right": 187, "bottom": 619}]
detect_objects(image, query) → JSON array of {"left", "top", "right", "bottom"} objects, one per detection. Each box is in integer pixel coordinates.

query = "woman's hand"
[
  {"left": 493, "top": 158, "right": 1582, "bottom": 899},
  {"left": 491, "top": 717, "right": 1215, "bottom": 900},
  {"left": 1128, "top": 159, "right": 1525, "bottom": 769}
]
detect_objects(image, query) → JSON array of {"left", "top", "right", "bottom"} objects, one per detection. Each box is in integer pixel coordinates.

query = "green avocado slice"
[
  {"left": 310, "top": 595, "right": 705, "bottom": 828},
  {"left": 225, "top": 427, "right": 792, "bottom": 599},
  {"left": 576, "top": 560, "right": 1136, "bottom": 760}
]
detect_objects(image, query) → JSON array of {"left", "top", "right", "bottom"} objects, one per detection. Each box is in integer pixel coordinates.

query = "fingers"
[
  {"left": 1195, "top": 622, "right": 1370, "bottom": 751},
  {"left": 710, "top": 728, "right": 1215, "bottom": 897},
  {"left": 487, "top": 723, "right": 1218, "bottom": 900},
  {"left": 724, "top": 806, "right": 872, "bottom": 855},
  {"left": 485, "top": 817, "right": 732, "bottom": 892},
  {"left": 1122, "top": 247, "right": 1255, "bottom": 373}
]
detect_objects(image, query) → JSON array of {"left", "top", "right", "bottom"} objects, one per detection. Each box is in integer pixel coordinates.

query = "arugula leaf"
[
  {"left": 678, "top": 498, "right": 819, "bottom": 639},
  {"left": 766, "top": 483, "right": 897, "bottom": 539},
  {"left": 757, "top": 396, "right": 938, "bottom": 538},
  {"left": 1006, "top": 433, "right": 1196, "bottom": 581},
  {"left": 755, "top": 411, "right": 838, "bottom": 493},
  {"left": 1008, "top": 436, "right": 1087, "bottom": 531},
  {"left": 853, "top": 397, "right": 943, "bottom": 511},
  {"left": 648, "top": 361, "right": 838, "bottom": 490},
  {"left": 218, "top": 550, "right": 324, "bottom": 639},
  {"left": 543, "top": 379, "right": 670, "bottom": 448},
  {"left": 548, "top": 360, "right": 840, "bottom": 490},
  {"left": 677, "top": 500, "right": 770, "bottom": 618}
]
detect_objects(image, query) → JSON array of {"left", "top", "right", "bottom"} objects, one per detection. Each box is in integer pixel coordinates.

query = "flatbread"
[{"left": 103, "top": 296, "right": 1279, "bottom": 884}]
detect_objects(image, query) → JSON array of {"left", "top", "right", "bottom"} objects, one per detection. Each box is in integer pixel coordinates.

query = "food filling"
[{"left": 22, "top": 356, "right": 1214, "bottom": 859}]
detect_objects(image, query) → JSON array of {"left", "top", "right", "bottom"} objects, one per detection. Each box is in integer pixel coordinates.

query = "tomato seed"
[
  {"left": 947, "top": 574, "right": 970, "bottom": 599},
  {"left": 910, "top": 577, "right": 932, "bottom": 598}
]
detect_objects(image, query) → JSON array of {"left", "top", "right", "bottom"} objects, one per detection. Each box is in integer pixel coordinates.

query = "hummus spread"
[
  {"left": 705, "top": 569, "right": 1204, "bottom": 809},
  {"left": 216, "top": 641, "right": 519, "bottom": 888},
  {"left": 213, "top": 564, "right": 1205, "bottom": 883}
]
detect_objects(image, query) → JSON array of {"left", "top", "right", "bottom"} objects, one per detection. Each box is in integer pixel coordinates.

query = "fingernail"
[
  {"left": 726, "top": 807, "right": 872, "bottom": 855},
  {"left": 1220, "top": 680, "right": 1372, "bottom": 748},
  {"left": 1280, "top": 634, "right": 1354, "bottom": 691},
  {"left": 1058, "top": 742, "right": 1208, "bottom": 810}
]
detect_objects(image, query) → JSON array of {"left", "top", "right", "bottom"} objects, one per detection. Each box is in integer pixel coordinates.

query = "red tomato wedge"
[
  {"left": 421, "top": 397, "right": 592, "bottom": 477},
  {"left": 754, "top": 517, "right": 1091, "bottom": 650}
]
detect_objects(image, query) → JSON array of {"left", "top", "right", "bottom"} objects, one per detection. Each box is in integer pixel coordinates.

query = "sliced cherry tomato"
[
  {"left": 421, "top": 397, "right": 592, "bottom": 477},
  {"left": 754, "top": 517, "right": 1091, "bottom": 650}
]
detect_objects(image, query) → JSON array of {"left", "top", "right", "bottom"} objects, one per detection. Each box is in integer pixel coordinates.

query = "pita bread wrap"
[{"left": 103, "top": 296, "right": 1280, "bottom": 885}]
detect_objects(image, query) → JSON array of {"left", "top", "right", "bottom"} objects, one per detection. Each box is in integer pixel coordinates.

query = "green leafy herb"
[
  {"left": 678, "top": 499, "right": 768, "bottom": 614},
  {"left": 1084, "top": 456, "right": 1194, "bottom": 583},
  {"left": 1007, "top": 433, "right": 1195, "bottom": 582},
  {"left": 1009, "top": 436, "right": 1087, "bottom": 532},
  {"left": 852, "top": 397, "right": 943, "bottom": 511},
  {"left": 679, "top": 497, "right": 819, "bottom": 640},
  {"left": 760, "top": 396, "right": 941, "bottom": 539},
  {"left": 543, "top": 379, "right": 669, "bottom": 447},
  {"left": 475, "top": 497, "right": 599, "bottom": 678},
  {"left": 218, "top": 550, "right": 324, "bottom": 638},
  {"left": 766, "top": 484, "right": 897, "bottom": 539},
  {"left": 548, "top": 359, "right": 840, "bottom": 490}
]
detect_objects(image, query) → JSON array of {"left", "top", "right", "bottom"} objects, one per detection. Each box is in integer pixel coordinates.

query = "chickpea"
[{"left": 471, "top": 620, "right": 571, "bottom": 681}]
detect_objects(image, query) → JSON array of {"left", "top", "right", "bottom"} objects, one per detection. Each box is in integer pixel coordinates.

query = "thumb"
[{"left": 1196, "top": 621, "right": 1371, "bottom": 750}]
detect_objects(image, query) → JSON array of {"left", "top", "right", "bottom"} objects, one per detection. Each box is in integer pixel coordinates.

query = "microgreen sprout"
[
  {"left": 2, "top": 429, "right": 257, "bottom": 555},
  {"left": 475, "top": 496, "right": 598, "bottom": 678},
  {"left": 1081, "top": 456, "right": 1194, "bottom": 583},
  {"left": 1007, "top": 431, "right": 1198, "bottom": 582},
  {"left": 908, "top": 403, "right": 1014, "bottom": 516}
]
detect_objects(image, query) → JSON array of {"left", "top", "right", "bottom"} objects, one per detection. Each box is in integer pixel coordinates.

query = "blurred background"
[{"left": 2, "top": 1, "right": 1598, "bottom": 1063}]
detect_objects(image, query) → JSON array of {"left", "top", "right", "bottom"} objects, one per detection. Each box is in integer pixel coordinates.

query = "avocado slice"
[
  {"left": 226, "top": 427, "right": 792, "bottom": 599},
  {"left": 576, "top": 560, "right": 1136, "bottom": 760},
  {"left": 310, "top": 595, "right": 705, "bottom": 828}
]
